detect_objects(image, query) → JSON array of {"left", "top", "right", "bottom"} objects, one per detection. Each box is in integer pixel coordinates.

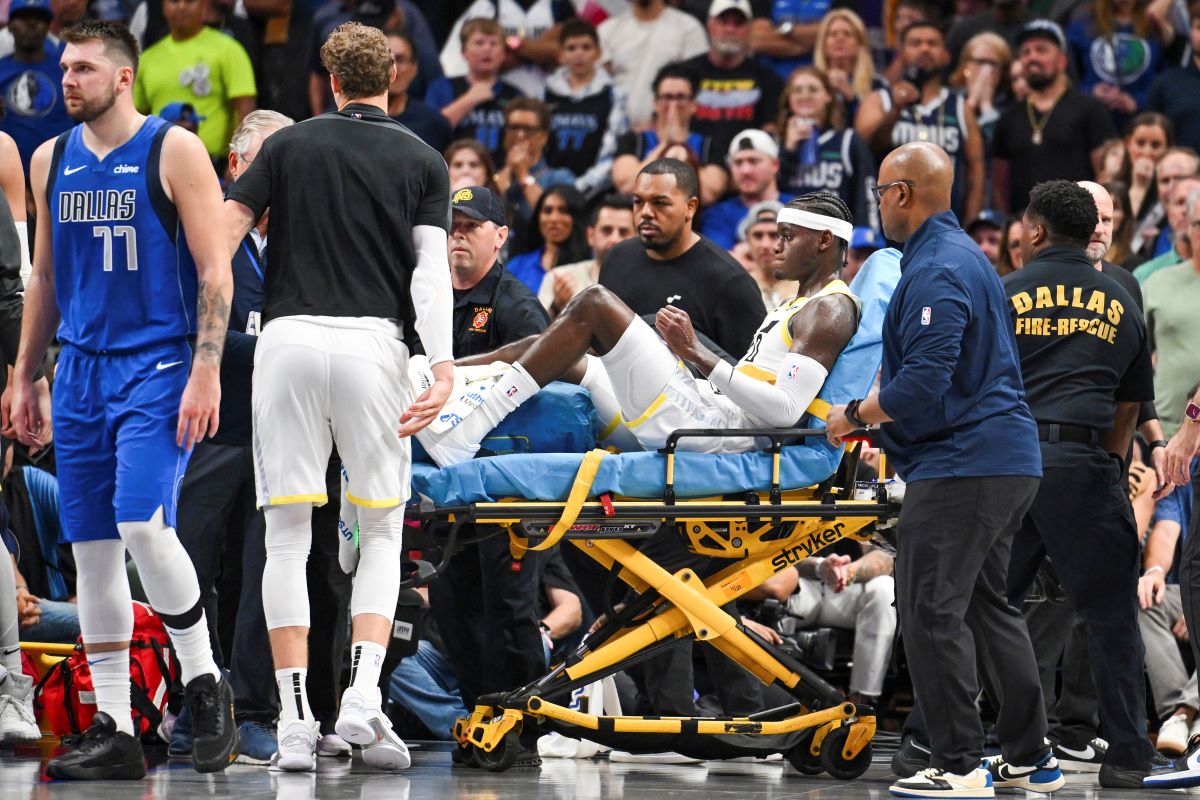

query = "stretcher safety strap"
[{"left": 509, "top": 448, "right": 608, "bottom": 559}]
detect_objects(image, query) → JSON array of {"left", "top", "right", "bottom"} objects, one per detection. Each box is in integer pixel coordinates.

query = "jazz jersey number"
[{"left": 93, "top": 225, "right": 139, "bottom": 272}]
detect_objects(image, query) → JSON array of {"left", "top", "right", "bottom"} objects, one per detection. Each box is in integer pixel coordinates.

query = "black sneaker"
[
  {"left": 892, "top": 734, "right": 933, "bottom": 778},
  {"left": 1099, "top": 753, "right": 1171, "bottom": 789},
  {"left": 184, "top": 673, "right": 239, "bottom": 773},
  {"left": 1052, "top": 736, "right": 1106, "bottom": 774},
  {"left": 45, "top": 712, "right": 147, "bottom": 780}
]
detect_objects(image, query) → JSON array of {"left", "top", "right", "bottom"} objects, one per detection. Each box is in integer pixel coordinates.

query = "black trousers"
[
  {"left": 1176, "top": 468, "right": 1200, "bottom": 716},
  {"left": 561, "top": 525, "right": 763, "bottom": 717},
  {"left": 1023, "top": 599, "right": 1099, "bottom": 748},
  {"left": 176, "top": 445, "right": 351, "bottom": 729},
  {"left": 896, "top": 475, "right": 1046, "bottom": 774},
  {"left": 429, "top": 528, "right": 547, "bottom": 709},
  {"left": 1004, "top": 443, "right": 1154, "bottom": 770}
]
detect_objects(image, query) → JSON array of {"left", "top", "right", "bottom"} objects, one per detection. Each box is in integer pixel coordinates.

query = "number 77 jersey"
[{"left": 46, "top": 116, "right": 198, "bottom": 353}]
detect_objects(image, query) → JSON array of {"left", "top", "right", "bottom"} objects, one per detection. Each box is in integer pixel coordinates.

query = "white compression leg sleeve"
[
  {"left": 349, "top": 504, "right": 404, "bottom": 620},
  {"left": 262, "top": 503, "right": 313, "bottom": 630},
  {"left": 0, "top": 550, "right": 21, "bottom": 672},
  {"left": 118, "top": 508, "right": 218, "bottom": 683},
  {"left": 73, "top": 539, "right": 136, "bottom": 734}
]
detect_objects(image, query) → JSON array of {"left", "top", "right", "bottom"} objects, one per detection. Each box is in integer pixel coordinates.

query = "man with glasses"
[
  {"left": 386, "top": 28, "right": 451, "bottom": 151},
  {"left": 611, "top": 64, "right": 727, "bottom": 206},
  {"left": 827, "top": 142, "right": 1053, "bottom": 799},
  {"left": 495, "top": 97, "right": 576, "bottom": 231}
]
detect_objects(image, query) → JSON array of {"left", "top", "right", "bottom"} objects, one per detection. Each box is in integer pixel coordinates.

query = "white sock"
[
  {"left": 165, "top": 618, "right": 220, "bottom": 685},
  {"left": 276, "top": 668, "right": 313, "bottom": 725},
  {"left": 434, "top": 362, "right": 541, "bottom": 464},
  {"left": 349, "top": 641, "right": 387, "bottom": 693},
  {"left": 89, "top": 648, "right": 135, "bottom": 736}
]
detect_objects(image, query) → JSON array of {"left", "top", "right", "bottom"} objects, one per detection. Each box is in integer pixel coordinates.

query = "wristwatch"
[
  {"left": 521, "top": 174, "right": 537, "bottom": 188},
  {"left": 845, "top": 398, "right": 868, "bottom": 429},
  {"left": 1186, "top": 402, "right": 1200, "bottom": 423},
  {"left": 778, "top": 20, "right": 794, "bottom": 36}
]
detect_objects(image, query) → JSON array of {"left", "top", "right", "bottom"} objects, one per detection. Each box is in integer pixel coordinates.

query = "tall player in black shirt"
[
  {"left": 224, "top": 23, "right": 454, "bottom": 773},
  {"left": 1000, "top": 180, "right": 1158, "bottom": 788}
]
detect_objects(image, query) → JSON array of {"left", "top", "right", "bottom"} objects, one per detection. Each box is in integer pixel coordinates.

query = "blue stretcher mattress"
[{"left": 412, "top": 249, "right": 902, "bottom": 506}]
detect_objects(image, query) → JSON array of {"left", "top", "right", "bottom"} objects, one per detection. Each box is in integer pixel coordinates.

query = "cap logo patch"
[{"left": 453, "top": 188, "right": 474, "bottom": 203}]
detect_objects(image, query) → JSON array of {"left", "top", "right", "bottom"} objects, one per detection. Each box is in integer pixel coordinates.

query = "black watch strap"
[
  {"left": 1150, "top": 439, "right": 1169, "bottom": 450},
  {"left": 845, "top": 398, "right": 866, "bottom": 429}
]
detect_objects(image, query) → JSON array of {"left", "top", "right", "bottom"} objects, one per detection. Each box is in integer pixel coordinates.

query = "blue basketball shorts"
[{"left": 53, "top": 341, "right": 193, "bottom": 543}]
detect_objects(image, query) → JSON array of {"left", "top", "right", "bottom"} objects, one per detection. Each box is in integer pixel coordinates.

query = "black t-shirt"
[
  {"left": 451, "top": 261, "right": 549, "bottom": 357},
  {"left": 598, "top": 235, "right": 765, "bottom": 357},
  {"left": 227, "top": 104, "right": 450, "bottom": 324},
  {"left": 1002, "top": 246, "right": 1154, "bottom": 430},
  {"left": 992, "top": 90, "right": 1116, "bottom": 214},
  {"left": 392, "top": 99, "right": 453, "bottom": 154},
  {"left": 681, "top": 53, "right": 784, "bottom": 159},
  {"left": 615, "top": 130, "right": 718, "bottom": 166},
  {"left": 1101, "top": 259, "right": 1157, "bottom": 425}
]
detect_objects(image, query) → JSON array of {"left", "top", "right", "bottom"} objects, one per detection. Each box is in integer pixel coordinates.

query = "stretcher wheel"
[
  {"left": 785, "top": 728, "right": 825, "bottom": 775},
  {"left": 819, "top": 724, "right": 872, "bottom": 780},
  {"left": 452, "top": 739, "right": 478, "bottom": 768},
  {"left": 475, "top": 731, "right": 521, "bottom": 772}
]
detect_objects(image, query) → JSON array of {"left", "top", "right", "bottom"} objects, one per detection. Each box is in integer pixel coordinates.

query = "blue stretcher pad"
[{"left": 412, "top": 249, "right": 902, "bottom": 506}]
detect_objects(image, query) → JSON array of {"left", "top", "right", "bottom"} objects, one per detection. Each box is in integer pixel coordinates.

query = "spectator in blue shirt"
[
  {"left": 385, "top": 28, "right": 451, "bottom": 152},
  {"left": 827, "top": 141, "right": 1049, "bottom": 798},
  {"left": 0, "top": 0, "right": 72, "bottom": 174}
]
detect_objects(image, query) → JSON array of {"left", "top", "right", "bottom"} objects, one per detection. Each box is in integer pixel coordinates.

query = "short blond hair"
[{"left": 320, "top": 22, "right": 393, "bottom": 100}]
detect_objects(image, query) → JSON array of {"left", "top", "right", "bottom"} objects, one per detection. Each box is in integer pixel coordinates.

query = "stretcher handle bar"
[{"left": 661, "top": 428, "right": 828, "bottom": 505}]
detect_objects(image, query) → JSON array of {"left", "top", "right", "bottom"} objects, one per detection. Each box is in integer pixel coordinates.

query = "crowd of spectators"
[{"left": 2, "top": 0, "right": 1200, "bottom": 772}]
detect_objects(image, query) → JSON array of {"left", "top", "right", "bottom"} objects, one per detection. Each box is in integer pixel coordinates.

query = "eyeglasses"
[
  {"left": 506, "top": 123, "right": 543, "bottom": 135},
  {"left": 871, "top": 179, "right": 912, "bottom": 202},
  {"left": 656, "top": 93, "right": 693, "bottom": 103}
]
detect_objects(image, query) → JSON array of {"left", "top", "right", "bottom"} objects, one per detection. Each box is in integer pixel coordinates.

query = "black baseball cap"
[
  {"left": 966, "top": 209, "right": 1004, "bottom": 234},
  {"left": 1015, "top": 19, "right": 1066, "bottom": 51},
  {"left": 451, "top": 186, "right": 506, "bottom": 227}
]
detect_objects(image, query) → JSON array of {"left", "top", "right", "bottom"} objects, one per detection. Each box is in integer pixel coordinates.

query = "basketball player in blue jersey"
[{"left": 9, "top": 21, "right": 239, "bottom": 779}]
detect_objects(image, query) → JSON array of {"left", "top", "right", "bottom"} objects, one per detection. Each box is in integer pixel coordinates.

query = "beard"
[
  {"left": 1085, "top": 242, "right": 1108, "bottom": 263},
  {"left": 1025, "top": 69, "right": 1057, "bottom": 91},
  {"left": 67, "top": 85, "right": 118, "bottom": 122},
  {"left": 712, "top": 38, "right": 745, "bottom": 58}
]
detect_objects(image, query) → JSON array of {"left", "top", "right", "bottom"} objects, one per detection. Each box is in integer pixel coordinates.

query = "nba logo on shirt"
[
  {"left": 920, "top": 306, "right": 932, "bottom": 326},
  {"left": 786, "top": 364, "right": 800, "bottom": 380},
  {"left": 506, "top": 386, "right": 519, "bottom": 398}
]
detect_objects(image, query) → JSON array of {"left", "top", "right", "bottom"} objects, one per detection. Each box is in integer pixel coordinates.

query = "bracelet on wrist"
[
  {"left": 1150, "top": 439, "right": 1169, "bottom": 450},
  {"left": 1144, "top": 565, "right": 1165, "bottom": 575}
]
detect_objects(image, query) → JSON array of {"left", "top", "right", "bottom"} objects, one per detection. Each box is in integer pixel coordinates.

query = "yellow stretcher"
[{"left": 415, "top": 427, "right": 900, "bottom": 774}]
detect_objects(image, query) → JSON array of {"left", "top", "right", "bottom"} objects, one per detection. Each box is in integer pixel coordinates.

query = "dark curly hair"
[
  {"left": 1026, "top": 180, "right": 1098, "bottom": 250},
  {"left": 786, "top": 191, "right": 854, "bottom": 264}
]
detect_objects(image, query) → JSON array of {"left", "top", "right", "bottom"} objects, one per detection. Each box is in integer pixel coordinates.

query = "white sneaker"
[
  {"left": 608, "top": 750, "right": 704, "bottom": 764},
  {"left": 316, "top": 732, "right": 352, "bottom": 758},
  {"left": 270, "top": 719, "right": 319, "bottom": 772},
  {"left": 890, "top": 766, "right": 995, "bottom": 798},
  {"left": 0, "top": 673, "right": 39, "bottom": 745},
  {"left": 335, "top": 686, "right": 410, "bottom": 771},
  {"left": 1159, "top": 712, "right": 1192, "bottom": 756}
]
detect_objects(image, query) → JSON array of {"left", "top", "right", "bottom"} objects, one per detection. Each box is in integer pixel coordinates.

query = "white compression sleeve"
[
  {"left": 14, "top": 221, "right": 30, "bottom": 290},
  {"left": 410, "top": 224, "right": 454, "bottom": 367},
  {"left": 263, "top": 503, "right": 313, "bottom": 630},
  {"left": 707, "top": 353, "right": 828, "bottom": 428}
]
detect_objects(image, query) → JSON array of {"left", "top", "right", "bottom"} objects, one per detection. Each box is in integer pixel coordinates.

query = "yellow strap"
[
  {"left": 806, "top": 398, "right": 831, "bottom": 421},
  {"left": 510, "top": 449, "right": 608, "bottom": 558}
]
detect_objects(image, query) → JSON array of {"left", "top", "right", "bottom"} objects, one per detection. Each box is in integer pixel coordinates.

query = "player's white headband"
[{"left": 776, "top": 207, "right": 853, "bottom": 243}]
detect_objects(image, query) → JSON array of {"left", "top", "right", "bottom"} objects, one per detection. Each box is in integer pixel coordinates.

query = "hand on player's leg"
[{"left": 399, "top": 361, "right": 453, "bottom": 437}]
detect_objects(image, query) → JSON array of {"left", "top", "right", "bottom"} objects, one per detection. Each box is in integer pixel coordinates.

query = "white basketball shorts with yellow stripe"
[{"left": 252, "top": 315, "right": 412, "bottom": 509}]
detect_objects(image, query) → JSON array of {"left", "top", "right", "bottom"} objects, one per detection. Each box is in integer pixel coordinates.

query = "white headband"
[{"left": 776, "top": 207, "right": 854, "bottom": 243}]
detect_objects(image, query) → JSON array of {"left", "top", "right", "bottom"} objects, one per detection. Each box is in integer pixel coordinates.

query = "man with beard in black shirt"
[{"left": 599, "top": 158, "right": 764, "bottom": 357}]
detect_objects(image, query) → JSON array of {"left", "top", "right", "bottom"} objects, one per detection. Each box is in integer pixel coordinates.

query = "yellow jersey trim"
[
  {"left": 346, "top": 491, "right": 402, "bottom": 509},
  {"left": 266, "top": 493, "right": 329, "bottom": 507}
]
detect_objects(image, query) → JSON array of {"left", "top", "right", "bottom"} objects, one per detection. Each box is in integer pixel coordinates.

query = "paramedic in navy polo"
[{"left": 826, "top": 141, "right": 1053, "bottom": 800}]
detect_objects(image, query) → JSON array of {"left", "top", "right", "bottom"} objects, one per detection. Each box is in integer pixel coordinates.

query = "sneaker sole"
[
  {"left": 362, "top": 742, "right": 411, "bottom": 771},
  {"left": 994, "top": 776, "right": 1066, "bottom": 793},
  {"left": 1145, "top": 772, "right": 1200, "bottom": 789},
  {"left": 890, "top": 789, "right": 994, "bottom": 799},
  {"left": 1056, "top": 762, "right": 1101, "bottom": 774},
  {"left": 235, "top": 752, "right": 273, "bottom": 766},
  {"left": 269, "top": 754, "right": 316, "bottom": 772},
  {"left": 334, "top": 710, "right": 376, "bottom": 747},
  {"left": 0, "top": 729, "right": 42, "bottom": 744},
  {"left": 193, "top": 727, "right": 240, "bottom": 774},
  {"left": 45, "top": 759, "right": 147, "bottom": 781}
]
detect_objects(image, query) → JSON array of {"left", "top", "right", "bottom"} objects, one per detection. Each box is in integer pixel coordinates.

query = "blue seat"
[{"left": 412, "top": 248, "right": 902, "bottom": 506}]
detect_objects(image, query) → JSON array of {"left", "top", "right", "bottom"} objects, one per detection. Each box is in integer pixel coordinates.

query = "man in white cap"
[
  {"left": 682, "top": 0, "right": 783, "bottom": 158},
  {"left": 701, "top": 128, "right": 793, "bottom": 249}
]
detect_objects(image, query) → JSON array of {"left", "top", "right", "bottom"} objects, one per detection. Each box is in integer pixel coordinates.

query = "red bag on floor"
[{"left": 33, "top": 602, "right": 179, "bottom": 738}]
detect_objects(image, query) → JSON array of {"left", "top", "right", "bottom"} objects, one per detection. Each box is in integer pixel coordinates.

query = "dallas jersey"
[
  {"left": 879, "top": 87, "right": 971, "bottom": 218},
  {"left": 47, "top": 115, "right": 197, "bottom": 353}
]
